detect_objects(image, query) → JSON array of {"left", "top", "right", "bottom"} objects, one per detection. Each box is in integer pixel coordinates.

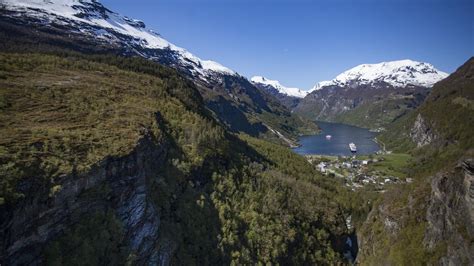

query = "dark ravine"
[
  {"left": 1, "top": 134, "right": 168, "bottom": 265},
  {"left": 332, "top": 232, "right": 359, "bottom": 263}
]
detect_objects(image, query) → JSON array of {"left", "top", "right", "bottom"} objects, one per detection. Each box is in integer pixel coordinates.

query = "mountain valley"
[{"left": 0, "top": 0, "right": 472, "bottom": 265}]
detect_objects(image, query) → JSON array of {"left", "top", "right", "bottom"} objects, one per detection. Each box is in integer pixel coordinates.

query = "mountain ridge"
[
  {"left": 312, "top": 59, "right": 448, "bottom": 91},
  {"left": 357, "top": 57, "right": 474, "bottom": 265},
  {"left": 0, "top": 0, "right": 318, "bottom": 143},
  {"left": 251, "top": 76, "right": 308, "bottom": 98},
  {"left": 294, "top": 59, "right": 449, "bottom": 129},
  {"left": 1, "top": 0, "right": 236, "bottom": 79},
  {"left": 250, "top": 76, "right": 307, "bottom": 109}
]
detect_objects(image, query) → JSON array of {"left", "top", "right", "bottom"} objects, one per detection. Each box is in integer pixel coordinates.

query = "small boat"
[
  {"left": 325, "top": 135, "right": 332, "bottom": 140},
  {"left": 349, "top": 142, "right": 357, "bottom": 153}
]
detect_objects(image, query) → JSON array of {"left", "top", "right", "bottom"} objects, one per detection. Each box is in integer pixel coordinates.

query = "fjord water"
[{"left": 293, "top": 121, "right": 380, "bottom": 156}]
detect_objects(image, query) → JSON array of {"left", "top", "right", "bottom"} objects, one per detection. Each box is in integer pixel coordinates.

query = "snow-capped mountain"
[
  {"left": 251, "top": 76, "right": 308, "bottom": 98},
  {"left": 311, "top": 59, "right": 448, "bottom": 91},
  {"left": 295, "top": 59, "right": 450, "bottom": 129},
  {"left": 0, "top": 0, "right": 235, "bottom": 79},
  {"left": 0, "top": 0, "right": 316, "bottom": 143}
]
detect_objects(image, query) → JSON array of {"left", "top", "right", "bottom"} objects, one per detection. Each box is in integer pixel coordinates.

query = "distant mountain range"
[
  {"left": 294, "top": 59, "right": 449, "bottom": 129},
  {"left": 251, "top": 60, "right": 448, "bottom": 127},
  {"left": 251, "top": 76, "right": 308, "bottom": 98},
  {"left": 312, "top": 59, "right": 448, "bottom": 90},
  {"left": 250, "top": 76, "right": 307, "bottom": 109}
]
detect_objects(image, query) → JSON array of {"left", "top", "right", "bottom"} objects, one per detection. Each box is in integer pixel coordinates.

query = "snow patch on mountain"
[
  {"left": 251, "top": 76, "right": 308, "bottom": 98},
  {"left": 1, "top": 0, "right": 236, "bottom": 77},
  {"left": 311, "top": 59, "right": 448, "bottom": 91}
]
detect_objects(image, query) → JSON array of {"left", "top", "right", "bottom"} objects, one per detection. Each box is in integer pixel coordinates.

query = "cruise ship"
[{"left": 349, "top": 143, "right": 357, "bottom": 153}]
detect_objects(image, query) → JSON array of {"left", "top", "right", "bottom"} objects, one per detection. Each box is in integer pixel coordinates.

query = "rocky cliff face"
[
  {"left": 357, "top": 58, "right": 473, "bottom": 264},
  {"left": 424, "top": 159, "right": 474, "bottom": 265},
  {"left": 356, "top": 160, "right": 474, "bottom": 265},
  {"left": 0, "top": 135, "right": 169, "bottom": 265},
  {"left": 294, "top": 83, "right": 430, "bottom": 129},
  {"left": 410, "top": 113, "right": 437, "bottom": 147},
  {"left": 295, "top": 59, "right": 448, "bottom": 129}
]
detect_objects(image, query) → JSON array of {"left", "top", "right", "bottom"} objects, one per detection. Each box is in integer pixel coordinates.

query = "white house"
[{"left": 317, "top": 162, "right": 326, "bottom": 173}]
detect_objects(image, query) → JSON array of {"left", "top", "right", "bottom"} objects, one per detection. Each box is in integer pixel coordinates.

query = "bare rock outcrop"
[
  {"left": 424, "top": 159, "right": 474, "bottom": 265},
  {"left": 410, "top": 113, "right": 437, "bottom": 147}
]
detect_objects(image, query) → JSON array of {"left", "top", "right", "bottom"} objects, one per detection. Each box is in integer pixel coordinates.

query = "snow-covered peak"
[
  {"left": 1, "top": 0, "right": 236, "bottom": 77},
  {"left": 251, "top": 76, "right": 308, "bottom": 98},
  {"left": 311, "top": 59, "right": 448, "bottom": 91}
]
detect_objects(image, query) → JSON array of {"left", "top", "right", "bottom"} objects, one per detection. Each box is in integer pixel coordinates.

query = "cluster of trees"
[{"left": 45, "top": 211, "right": 127, "bottom": 265}]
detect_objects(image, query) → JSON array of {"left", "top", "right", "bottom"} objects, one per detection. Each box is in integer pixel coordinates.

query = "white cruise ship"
[{"left": 349, "top": 143, "right": 357, "bottom": 153}]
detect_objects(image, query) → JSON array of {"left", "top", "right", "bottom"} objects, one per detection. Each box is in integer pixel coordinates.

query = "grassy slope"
[
  {"left": 0, "top": 52, "right": 349, "bottom": 264},
  {"left": 368, "top": 153, "right": 412, "bottom": 178},
  {"left": 0, "top": 52, "right": 223, "bottom": 203},
  {"left": 356, "top": 153, "right": 413, "bottom": 179}
]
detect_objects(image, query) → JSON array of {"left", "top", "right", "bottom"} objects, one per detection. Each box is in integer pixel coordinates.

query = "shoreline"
[{"left": 373, "top": 137, "right": 387, "bottom": 153}]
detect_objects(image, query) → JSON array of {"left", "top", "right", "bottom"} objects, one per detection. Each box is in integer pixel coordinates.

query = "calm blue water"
[{"left": 292, "top": 121, "right": 380, "bottom": 156}]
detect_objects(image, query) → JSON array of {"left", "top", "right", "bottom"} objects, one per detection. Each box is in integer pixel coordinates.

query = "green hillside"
[
  {"left": 0, "top": 19, "right": 317, "bottom": 147},
  {"left": 358, "top": 57, "right": 474, "bottom": 265},
  {"left": 0, "top": 52, "right": 350, "bottom": 264},
  {"left": 379, "top": 57, "right": 474, "bottom": 166}
]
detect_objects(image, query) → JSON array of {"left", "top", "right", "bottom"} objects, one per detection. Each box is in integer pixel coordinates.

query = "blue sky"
[{"left": 102, "top": 0, "right": 473, "bottom": 90}]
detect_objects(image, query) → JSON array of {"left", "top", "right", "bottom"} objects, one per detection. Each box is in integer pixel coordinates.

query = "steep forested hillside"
[
  {"left": 358, "top": 57, "right": 474, "bottom": 265},
  {"left": 0, "top": 52, "right": 352, "bottom": 265},
  {"left": 378, "top": 57, "right": 474, "bottom": 162},
  {"left": 0, "top": 5, "right": 317, "bottom": 146}
]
